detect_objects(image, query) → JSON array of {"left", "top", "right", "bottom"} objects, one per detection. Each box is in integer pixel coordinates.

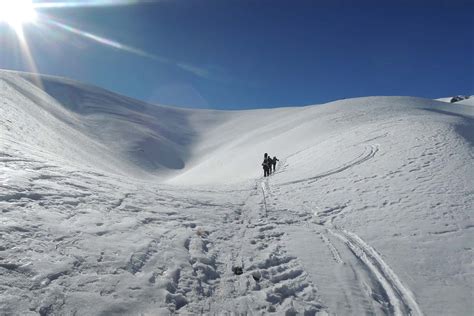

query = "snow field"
[{"left": 1, "top": 69, "right": 473, "bottom": 315}]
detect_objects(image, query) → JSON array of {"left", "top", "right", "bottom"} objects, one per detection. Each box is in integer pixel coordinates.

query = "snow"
[
  {"left": 436, "top": 97, "right": 453, "bottom": 103},
  {"left": 457, "top": 97, "right": 474, "bottom": 106},
  {"left": 1, "top": 69, "right": 473, "bottom": 315},
  {"left": 436, "top": 95, "right": 474, "bottom": 105}
]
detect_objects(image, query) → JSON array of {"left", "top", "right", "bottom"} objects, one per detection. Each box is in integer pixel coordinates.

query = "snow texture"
[{"left": 1, "top": 69, "right": 473, "bottom": 315}]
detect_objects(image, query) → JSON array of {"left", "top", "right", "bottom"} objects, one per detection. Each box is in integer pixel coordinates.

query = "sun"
[{"left": 0, "top": 0, "right": 37, "bottom": 31}]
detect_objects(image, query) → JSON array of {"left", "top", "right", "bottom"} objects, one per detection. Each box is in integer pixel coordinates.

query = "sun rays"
[
  {"left": 0, "top": 0, "right": 215, "bottom": 88},
  {"left": 44, "top": 19, "right": 163, "bottom": 61},
  {"left": 0, "top": 0, "right": 42, "bottom": 86}
]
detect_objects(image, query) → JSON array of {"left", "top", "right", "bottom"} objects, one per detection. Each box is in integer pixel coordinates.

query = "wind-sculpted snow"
[{"left": 0, "top": 69, "right": 473, "bottom": 315}]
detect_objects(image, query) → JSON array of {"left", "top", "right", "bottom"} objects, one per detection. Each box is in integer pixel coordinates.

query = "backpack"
[{"left": 263, "top": 157, "right": 270, "bottom": 167}]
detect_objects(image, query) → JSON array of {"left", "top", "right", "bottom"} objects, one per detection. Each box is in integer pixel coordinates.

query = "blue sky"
[{"left": 1, "top": 0, "right": 473, "bottom": 109}]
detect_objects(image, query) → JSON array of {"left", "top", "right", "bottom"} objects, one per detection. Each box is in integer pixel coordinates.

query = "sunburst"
[
  {"left": 1, "top": 0, "right": 210, "bottom": 85},
  {"left": 0, "top": 0, "right": 37, "bottom": 33},
  {"left": 0, "top": 0, "right": 41, "bottom": 86},
  {"left": 0, "top": 1, "right": 153, "bottom": 87}
]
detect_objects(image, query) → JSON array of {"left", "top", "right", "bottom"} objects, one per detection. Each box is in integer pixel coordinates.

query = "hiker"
[
  {"left": 267, "top": 154, "right": 273, "bottom": 175},
  {"left": 271, "top": 156, "right": 279, "bottom": 172},
  {"left": 262, "top": 153, "right": 271, "bottom": 177}
]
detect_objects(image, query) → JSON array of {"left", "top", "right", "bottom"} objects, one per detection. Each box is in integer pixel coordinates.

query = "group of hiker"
[{"left": 262, "top": 153, "right": 279, "bottom": 177}]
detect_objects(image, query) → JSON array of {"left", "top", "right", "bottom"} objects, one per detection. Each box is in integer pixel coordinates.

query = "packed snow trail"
[{"left": 179, "top": 180, "right": 326, "bottom": 314}]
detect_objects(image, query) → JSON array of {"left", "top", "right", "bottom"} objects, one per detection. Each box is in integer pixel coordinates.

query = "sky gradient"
[{"left": 1, "top": 0, "right": 473, "bottom": 109}]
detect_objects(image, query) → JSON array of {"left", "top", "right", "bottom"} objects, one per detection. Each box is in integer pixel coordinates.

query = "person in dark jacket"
[
  {"left": 267, "top": 155, "right": 273, "bottom": 175},
  {"left": 271, "top": 156, "right": 279, "bottom": 172},
  {"left": 262, "top": 153, "right": 271, "bottom": 177}
]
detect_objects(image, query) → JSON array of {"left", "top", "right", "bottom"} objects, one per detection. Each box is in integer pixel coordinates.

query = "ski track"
[
  {"left": 329, "top": 229, "right": 423, "bottom": 316},
  {"left": 279, "top": 144, "right": 379, "bottom": 186},
  {"left": 319, "top": 232, "right": 344, "bottom": 265}
]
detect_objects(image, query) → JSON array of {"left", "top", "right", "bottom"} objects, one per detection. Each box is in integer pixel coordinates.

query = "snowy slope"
[
  {"left": 457, "top": 97, "right": 474, "bottom": 106},
  {"left": 1, "top": 69, "right": 473, "bottom": 315},
  {"left": 0, "top": 70, "right": 234, "bottom": 179}
]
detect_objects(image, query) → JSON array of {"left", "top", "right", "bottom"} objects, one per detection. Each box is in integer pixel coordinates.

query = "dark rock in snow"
[
  {"left": 232, "top": 266, "right": 243, "bottom": 275},
  {"left": 450, "top": 95, "right": 470, "bottom": 103}
]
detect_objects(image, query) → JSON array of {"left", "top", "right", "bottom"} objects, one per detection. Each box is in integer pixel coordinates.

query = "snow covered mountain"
[{"left": 1, "top": 69, "right": 473, "bottom": 315}]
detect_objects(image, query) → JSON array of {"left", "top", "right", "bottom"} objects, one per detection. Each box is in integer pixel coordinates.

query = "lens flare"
[
  {"left": 34, "top": 0, "right": 155, "bottom": 9},
  {"left": 45, "top": 19, "right": 162, "bottom": 61}
]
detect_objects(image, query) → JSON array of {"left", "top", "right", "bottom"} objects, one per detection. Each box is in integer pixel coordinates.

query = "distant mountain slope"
[
  {"left": 1, "top": 70, "right": 228, "bottom": 179},
  {"left": 1, "top": 69, "right": 472, "bottom": 185}
]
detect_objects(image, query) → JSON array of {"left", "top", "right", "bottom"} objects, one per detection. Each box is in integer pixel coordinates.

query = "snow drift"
[{"left": 1, "top": 69, "right": 473, "bottom": 315}]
